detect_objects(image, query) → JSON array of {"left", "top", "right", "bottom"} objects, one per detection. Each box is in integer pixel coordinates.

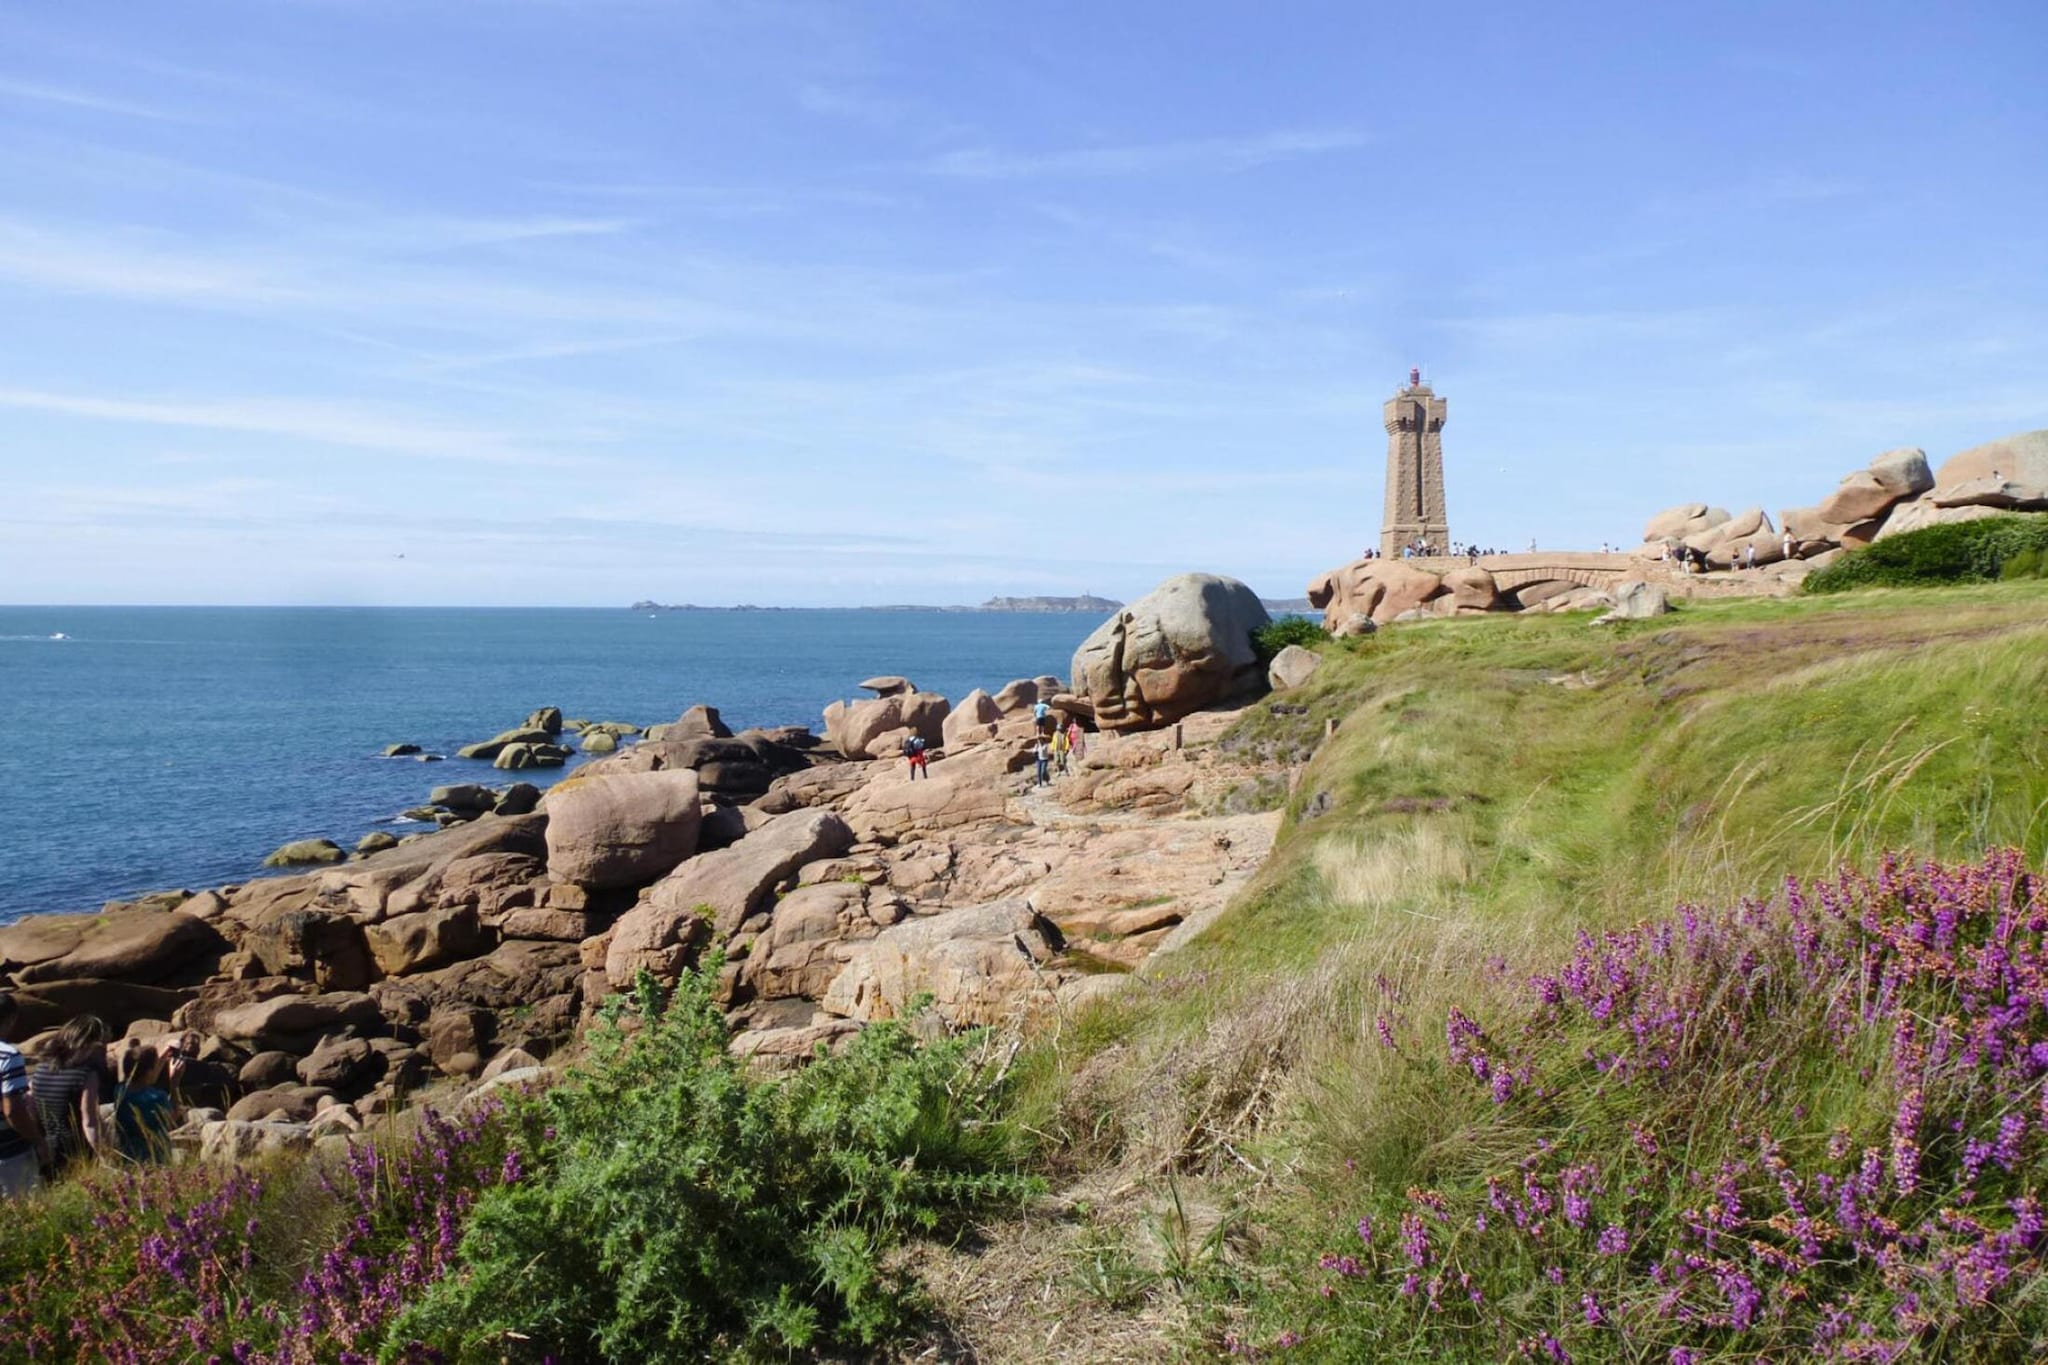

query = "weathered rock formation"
[
  {"left": 1070, "top": 574, "right": 1270, "bottom": 732},
  {"left": 1646, "top": 431, "right": 2048, "bottom": 560}
]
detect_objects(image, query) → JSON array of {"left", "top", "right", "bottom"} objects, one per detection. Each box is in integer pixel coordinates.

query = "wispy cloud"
[
  {"left": 0, "top": 76, "right": 199, "bottom": 123},
  {"left": 924, "top": 128, "right": 1368, "bottom": 179},
  {"left": 0, "top": 386, "right": 573, "bottom": 467}
]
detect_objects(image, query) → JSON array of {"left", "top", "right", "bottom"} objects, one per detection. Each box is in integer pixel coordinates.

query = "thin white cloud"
[
  {"left": 924, "top": 128, "right": 1368, "bottom": 179},
  {"left": 0, "top": 386, "right": 572, "bottom": 467},
  {"left": 0, "top": 76, "right": 199, "bottom": 123}
]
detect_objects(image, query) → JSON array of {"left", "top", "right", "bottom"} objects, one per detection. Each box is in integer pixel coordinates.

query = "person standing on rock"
[
  {"left": 902, "top": 733, "right": 929, "bottom": 781},
  {"left": 1782, "top": 529, "right": 1796, "bottom": 562},
  {"left": 1066, "top": 717, "right": 1086, "bottom": 763},
  {"left": 33, "top": 1015, "right": 111, "bottom": 1172},
  {"left": 1051, "top": 723, "right": 1071, "bottom": 775},
  {"left": 1033, "top": 735, "right": 1051, "bottom": 787},
  {"left": 1033, "top": 697, "right": 1054, "bottom": 737},
  {"left": 0, "top": 993, "right": 51, "bottom": 1199}
]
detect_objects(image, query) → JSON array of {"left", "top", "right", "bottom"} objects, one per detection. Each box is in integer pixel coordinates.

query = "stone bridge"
[{"left": 1408, "top": 551, "right": 1649, "bottom": 593}]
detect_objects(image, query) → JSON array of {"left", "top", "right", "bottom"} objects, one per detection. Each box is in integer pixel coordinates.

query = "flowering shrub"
[
  {"left": 389, "top": 965, "right": 1044, "bottom": 1361},
  {"left": 0, "top": 1103, "right": 512, "bottom": 1362},
  {"left": 1282, "top": 851, "right": 2048, "bottom": 1362}
]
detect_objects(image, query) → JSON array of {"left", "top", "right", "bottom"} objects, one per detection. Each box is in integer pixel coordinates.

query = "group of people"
[
  {"left": 0, "top": 992, "right": 188, "bottom": 1199},
  {"left": 1654, "top": 530, "right": 1800, "bottom": 573},
  {"left": 898, "top": 697, "right": 1090, "bottom": 788},
  {"left": 1031, "top": 699, "right": 1086, "bottom": 787},
  {"left": 1367, "top": 541, "right": 1509, "bottom": 562}
]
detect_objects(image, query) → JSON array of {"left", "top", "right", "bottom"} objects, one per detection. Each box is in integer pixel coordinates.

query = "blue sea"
[{"left": 0, "top": 608, "right": 1093, "bottom": 923}]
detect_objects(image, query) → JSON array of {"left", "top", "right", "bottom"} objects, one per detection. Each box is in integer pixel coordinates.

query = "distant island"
[{"left": 629, "top": 595, "right": 1125, "bottom": 614}]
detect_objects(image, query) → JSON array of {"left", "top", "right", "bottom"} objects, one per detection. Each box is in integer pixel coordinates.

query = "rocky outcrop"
[
  {"left": 263, "top": 839, "right": 345, "bottom": 868},
  {"left": 607, "top": 809, "right": 855, "bottom": 986},
  {"left": 1932, "top": 429, "right": 2048, "bottom": 490},
  {"left": 543, "top": 770, "right": 703, "bottom": 889},
  {"left": 840, "top": 744, "right": 1012, "bottom": 844},
  {"left": 740, "top": 881, "right": 909, "bottom": 1002},
  {"left": 1071, "top": 574, "right": 1270, "bottom": 733},
  {"left": 1640, "top": 433, "right": 2046, "bottom": 568},
  {"left": 821, "top": 898, "right": 1064, "bottom": 1027},
  {"left": 1308, "top": 559, "right": 1446, "bottom": 630},
  {"left": 313, "top": 814, "right": 548, "bottom": 922},
  {"left": 0, "top": 906, "right": 227, "bottom": 987},
  {"left": 824, "top": 692, "right": 949, "bottom": 759},
  {"left": 1817, "top": 448, "right": 1933, "bottom": 524},
  {"left": 942, "top": 688, "right": 1004, "bottom": 750}
]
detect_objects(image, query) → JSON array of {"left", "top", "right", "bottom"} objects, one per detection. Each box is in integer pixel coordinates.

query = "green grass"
[{"left": 996, "top": 580, "right": 2048, "bottom": 1359}]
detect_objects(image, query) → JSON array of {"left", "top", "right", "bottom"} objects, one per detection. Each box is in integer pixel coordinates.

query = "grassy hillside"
[{"left": 976, "top": 582, "right": 2048, "bottom": 1361}]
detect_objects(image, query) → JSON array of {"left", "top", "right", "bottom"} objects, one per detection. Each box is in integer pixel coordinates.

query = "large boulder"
[
  {"left": 606, "top": 810, "right": 855, "bottom": 986},
  {"left": 826, "top": 693, "right": 948, "bottom": 758},
  {"left": 644, "top": 705, "right": 732, "bottom": 744},
  {"left": 241, "top": 908, "right": 373, "bottom": 991},
  {"left": 821, "top": 898, "right": 1065, "bottom": 1027},
  {"left": 522, "top": 707, "right": 564, "bottom": 737},
  {"left": 263, "top": 839, "right": 345, "bottom": 869},
  {"left": 991, "top": 679, "right": 1041, "bottom": 715},
  {"left": 1070, "top": 574, "right": 1270, "bottom": 733},
  {"left": 1932, "top": 429, "right": 2048, "bottom": 491},
  {"left": 740, "top": 882, "right": 909, "bottom": 1002},
  {"left": 200, "top": 1119, "right": 312, "bottom": 1163},
  {"left": 1817, "top": 447, "right": 1933, "bottom": 525},
  {"left": 1875, "top": 499, "right": 2015, "bottom": 539},
  {"left": 858, "top": 676, "right": 914, "bottom": 697},
  {"left": 0, "top": 907, "right": 227, "bottom": 986},
  {"left": 314, "top": 814, "right": 549, "bottom": 922},
  {"left": 1642, "top": 503, "right": 1730, "bottom": 542},
  {"left": 544, "top": 769, "right": 703, "bottom": 889},
  {"left": 1440, "top": 566, "right": 1500, "bottom": 613},
  {"left": 208, "top": 991, "right": 382, "bottom": 1048},
  {"left": 1931, "top": 477, "right": 2048, "bottom": 511},
  {"left": 941, "top": 688, "right": 1003, "bottom": 751},
  {"left": 1594, "top": 581, "right": 1671, "bottom": 624},
  {"left": 1307, "top": 559, "right": 1444, "bottom": 629},
  {"left": 364, "top": 905, "right": 487, "bottom": 977},
  {"left": 456, "top": 728, "right": 553, "bottom": 762},
  {"left": 1267, "top": 645, "right": 1322, "bottom": 692},
  {"left": 1683, "top": 506, "right": 1768, "bottom": 552}
]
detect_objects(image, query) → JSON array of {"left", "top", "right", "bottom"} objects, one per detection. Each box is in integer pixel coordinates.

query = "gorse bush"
[
  {"left": 392, "top": 962, "right": 1044, "bottom": 1362},
  {"left": 1253, "top": 616, "right": 1331, "bottom": 665},
  {"left": 1804, "top": 514, "right": 2048, "bottom": 592},
  {"left": 1242, "top": 851, "right": 2048, "bottom": 1362}
]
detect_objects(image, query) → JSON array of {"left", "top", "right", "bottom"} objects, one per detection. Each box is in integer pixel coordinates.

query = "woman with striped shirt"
[{"left": 33, "top": 1014, "right": 111, "bottom": 1170}]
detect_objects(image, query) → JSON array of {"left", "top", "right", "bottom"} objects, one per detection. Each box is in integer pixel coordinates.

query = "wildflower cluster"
[
  {"left": 0, "top": 1103, "right": 514, "bottom": 1363},
  {"left": 1300, "top": 851, "right": 2048, "bottom": 1361}
]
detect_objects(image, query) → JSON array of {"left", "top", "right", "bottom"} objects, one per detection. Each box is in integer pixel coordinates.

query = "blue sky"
[{"left": 0, "top": 1, "right": 2042, "bottom": 606}]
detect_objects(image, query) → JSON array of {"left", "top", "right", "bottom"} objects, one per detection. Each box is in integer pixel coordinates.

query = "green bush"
[
  {"left": 1804, "top": 513, "right": 2048, "bottom": 592},
  {"left": 1254, "top": 615, "right": 1330, "bottom": 665},
  {"left": 390, "top": 964, "right": 1043, "bottom": 1362}
]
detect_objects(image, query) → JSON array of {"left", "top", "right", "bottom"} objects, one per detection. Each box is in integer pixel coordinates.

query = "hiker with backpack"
[{"left": 902, "top": 732, "right": 929, "bottom": 780}]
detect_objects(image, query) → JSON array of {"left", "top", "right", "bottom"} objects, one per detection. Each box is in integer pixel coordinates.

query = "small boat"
[{"left": 48, "top": 632, "right": 68, "bottom": 641}]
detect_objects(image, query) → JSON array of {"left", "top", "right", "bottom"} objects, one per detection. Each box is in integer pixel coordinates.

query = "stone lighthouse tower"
[{"left": 1380, "top": 367, "right": 1450, "bottom": 557}]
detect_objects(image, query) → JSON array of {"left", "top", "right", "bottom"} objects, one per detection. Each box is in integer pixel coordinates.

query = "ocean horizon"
[{"left": 0, "top": 605, "right": 1096, "bottom": 924}]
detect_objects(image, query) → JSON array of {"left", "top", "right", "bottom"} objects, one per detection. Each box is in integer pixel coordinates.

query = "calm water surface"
[{"left": 0, "top": 608, "right": 1090, "bottom": 921}]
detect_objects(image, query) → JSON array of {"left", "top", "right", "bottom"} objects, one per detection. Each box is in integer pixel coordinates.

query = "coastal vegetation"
[
  {"left": 1805, "top": 515, "right": 2048, "bottom": 593},
  {"left": 7, "top": 580, "right": 2047, "bottom": 1361},
  {"left": 958, "top": 580, "right": 2048, "bottom": 1359}
]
